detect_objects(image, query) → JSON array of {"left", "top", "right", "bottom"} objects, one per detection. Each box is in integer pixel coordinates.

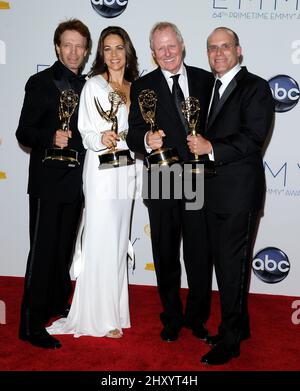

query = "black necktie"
[
  {"left": 171, "top": 74, "right": 187, "bottom": 128},
  {"left": 208, "top": 79, "right": 222, "bottom": 121}
]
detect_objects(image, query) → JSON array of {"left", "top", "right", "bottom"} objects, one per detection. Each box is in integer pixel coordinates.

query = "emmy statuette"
[
  {"left": 182, "top": 97, "right": 216, "bottom": 176},
  {"left": 94, "top": 90, "right": 134, "bottom": 169},
  {"left": 138, "top": 89, "right": 180, "bottom": 169},
  {"left": 43, "top": 89, "right": 80, "bottom": 168}
]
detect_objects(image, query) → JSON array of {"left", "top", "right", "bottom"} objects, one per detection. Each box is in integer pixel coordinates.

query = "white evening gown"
[{"left": 47, "top": 75, "right": 136, "bottom": 337}]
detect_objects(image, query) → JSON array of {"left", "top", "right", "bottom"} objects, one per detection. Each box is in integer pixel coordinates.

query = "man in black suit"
[
  {"left": 16, "top": 19, "right": 91, "bottom": 349},
  {"left": 188, "top": 27, "right": 274, "bottom": 365},
  {"left": 127, "top": 22, "right": 214, "bottom": 342}
]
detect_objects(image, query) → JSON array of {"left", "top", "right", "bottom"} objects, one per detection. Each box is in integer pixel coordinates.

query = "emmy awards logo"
[
  {"left": 43, "top": 89, "right": 80, "bottom": 168},
  {"left": 182, "top": 97, "right": 216, "bottom": 176},
  {"left": 94, "top": 90, "right": 134, "bottom": 169},
  {"left": 138, "top": 89, "right": 180, "bottom": 169}
]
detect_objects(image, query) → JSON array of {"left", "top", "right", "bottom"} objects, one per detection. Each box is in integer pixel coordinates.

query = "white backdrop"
[{"left": 0, "top": 0, "right": 299, "bottom": 296}]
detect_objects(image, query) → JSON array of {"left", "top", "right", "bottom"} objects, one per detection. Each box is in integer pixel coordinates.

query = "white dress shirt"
[{"left": 208, "top": 63, "right": 242, "bottom": 160}]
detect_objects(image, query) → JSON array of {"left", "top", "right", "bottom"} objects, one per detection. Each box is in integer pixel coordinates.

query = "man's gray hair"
[{"left": 149, "top": 21, "right": 184, "bottom": 51}]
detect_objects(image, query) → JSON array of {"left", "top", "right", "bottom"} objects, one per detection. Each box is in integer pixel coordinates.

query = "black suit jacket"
[
  {"left": 16, "top": 61, "right": 85, "bottom": 202},
  {"left": 127, "top": 65, "right": 214, "bottom": 162},
  {"left": 205, "top": 66, "right": 274, "bottom": 213}
]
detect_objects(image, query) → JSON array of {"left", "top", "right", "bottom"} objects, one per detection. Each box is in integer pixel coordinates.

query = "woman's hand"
[{"left": 101, "top": 130, "right": 120, "bottom": 148}]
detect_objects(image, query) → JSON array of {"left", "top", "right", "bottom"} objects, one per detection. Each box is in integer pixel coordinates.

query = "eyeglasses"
[{"left": 207, "top": 43, "right": 237, "bottom": 53}]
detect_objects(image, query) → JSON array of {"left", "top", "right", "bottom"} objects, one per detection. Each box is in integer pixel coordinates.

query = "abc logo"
[
  {"left": 268, "top": 75, "right": 300, "bottom": 112},
  {"left": 252, "top": 247, "right": 290, "bottom": 283},
  {"left": 91, "top": 0, "right": 128, "bottom": 18}
]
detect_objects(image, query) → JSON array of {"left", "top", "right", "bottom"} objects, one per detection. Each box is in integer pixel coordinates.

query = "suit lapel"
[
  {"left": 155, "top": 69, "right": 174, "bottom": 117},
  {"left": 187, "top": 66, "right": 198, "bottom": 97},
  {"left": 206, "top": 67, "right": 247, "bottom": 130},
  {"left": 52, "top": 61, "right": 71, "bottom": 94}
]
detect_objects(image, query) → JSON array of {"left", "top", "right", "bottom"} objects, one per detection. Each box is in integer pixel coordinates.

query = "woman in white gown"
[{"left": 47, "top": 26, "right": 139, "bottom": 339}]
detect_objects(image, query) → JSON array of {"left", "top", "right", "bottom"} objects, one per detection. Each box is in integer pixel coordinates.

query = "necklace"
[{"left": 109, "top": 81, "right": 130, "bottom": 107}]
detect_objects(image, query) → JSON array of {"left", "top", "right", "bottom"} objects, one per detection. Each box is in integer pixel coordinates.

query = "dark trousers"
[
  {"left": 19, "top": 195, "right": 82, "bottom": 337},
  {"left": 146, "top": 198, "right": 212, "bottom": 331},
  {"left": 206, "top": 209, "right": 259, "bottom": 348}
]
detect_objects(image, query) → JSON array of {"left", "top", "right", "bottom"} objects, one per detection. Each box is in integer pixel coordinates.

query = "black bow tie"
[{"left": 68, "top": 74, "right": 86, "bottom": 83}]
